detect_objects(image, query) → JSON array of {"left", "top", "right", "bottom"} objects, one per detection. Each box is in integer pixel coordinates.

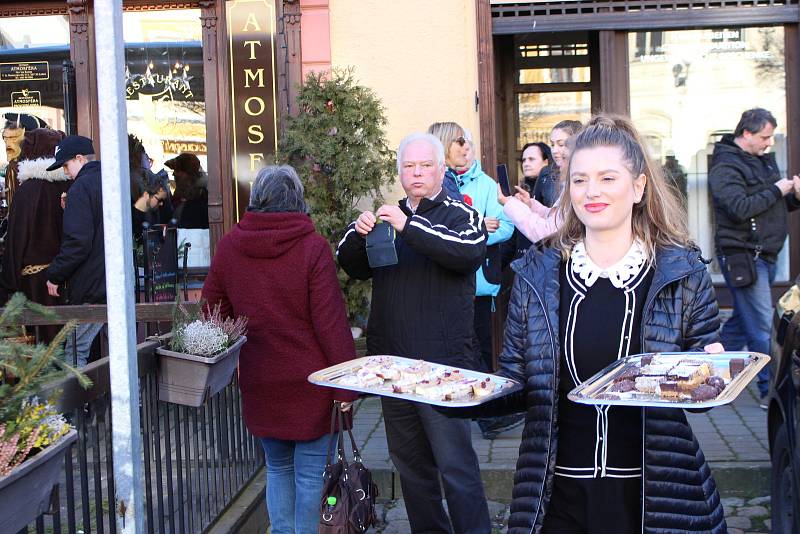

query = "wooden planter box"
[
  {"left": 0, "top": 429, "right": 77, "bottom": 533},
  {"left": 156, "top": 336, "right": 247, "bottom": 407}
]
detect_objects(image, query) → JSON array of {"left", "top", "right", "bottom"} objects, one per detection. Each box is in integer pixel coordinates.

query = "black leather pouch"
[
  {"left": 724, "top": 252, "right": 756, "bottom": 288},
  {"left": 366, "top": 222, "right": 398, "bottom": 268}
]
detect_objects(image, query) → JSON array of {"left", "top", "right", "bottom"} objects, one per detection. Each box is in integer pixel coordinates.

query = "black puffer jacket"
[
  {"left": 47, "top": 161, "right": 106, "bottom": 304},
  {"left": 485, "top": 245, "right": 725, "bottom": 533},
  {"left": 708, "top": 134, "right": 800, "bottom": 258}
]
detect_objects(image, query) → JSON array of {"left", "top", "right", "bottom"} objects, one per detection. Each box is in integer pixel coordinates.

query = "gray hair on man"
[
  {"left": 396, "top": 133, "right": 445, "bottom": 175},
  {"left": 248, "top": 164, "right": 308, "bottom": 213}
]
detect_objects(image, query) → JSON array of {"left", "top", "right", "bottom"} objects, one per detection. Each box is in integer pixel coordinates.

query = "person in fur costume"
[
  {"left": 2, "top": 113, "right": 48, "bottom": 206},
  {"left": 0, "top": 127, "right": 70, "bottom": 341}
]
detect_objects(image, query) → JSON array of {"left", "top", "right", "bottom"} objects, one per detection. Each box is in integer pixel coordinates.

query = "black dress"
[{"left": 544, "top": 243, "right": 653, "bottom": 534}]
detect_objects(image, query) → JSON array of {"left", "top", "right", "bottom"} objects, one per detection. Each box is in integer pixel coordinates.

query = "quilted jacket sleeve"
[{"left": 682, "top": 267, "right": 721, "bottom": 351}]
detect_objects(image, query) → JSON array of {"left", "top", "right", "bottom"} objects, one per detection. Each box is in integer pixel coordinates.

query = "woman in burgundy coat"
[{"left": 202, "top": 165, "right": 357, "bottom": 534}]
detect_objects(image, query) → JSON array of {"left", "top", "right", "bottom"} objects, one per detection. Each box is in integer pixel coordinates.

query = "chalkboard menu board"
[{"left": 143, "top": 224, "right": 178, "bottom": 303}]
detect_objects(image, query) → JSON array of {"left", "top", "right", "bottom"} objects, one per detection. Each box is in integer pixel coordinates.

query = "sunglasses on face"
[{"left": 453, "top": 136, "right": 467, "bottom": 147}]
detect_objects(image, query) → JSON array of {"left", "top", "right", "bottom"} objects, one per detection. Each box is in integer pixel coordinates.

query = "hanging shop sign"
[
  {"left": 0, "top": 61, "right": 49, "bottom": 82},
  {"left": 11, "top": 89, "right": 42, "bottom": 107},
  {"left": 162, "top": 140, "right": 208, "bottom": 155},
  {"left": 227, "top": 0, "right": 279, "bottom": 220}
]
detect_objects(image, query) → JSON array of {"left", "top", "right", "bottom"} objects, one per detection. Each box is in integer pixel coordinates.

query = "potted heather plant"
[
  {"left": 0, "top": 293, "right": 91, "bottom": 533},
  {"left": 155, "top": 301, "right": 248, "bottom": 407}
]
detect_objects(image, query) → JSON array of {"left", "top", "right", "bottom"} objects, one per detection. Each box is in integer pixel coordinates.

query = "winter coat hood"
[
  {"left": 229, "top": 211, "right": 316, "bottom": 259},
  {"left": 17, "top": 157, "right": 69, "bottom": 183}
]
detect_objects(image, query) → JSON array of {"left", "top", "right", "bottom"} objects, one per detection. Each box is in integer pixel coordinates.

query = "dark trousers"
[
  {"left": 542, "top": 476, "right": 642, "bottom": 534},
  {"left": 473, "top": 296, "right": 494, "bottom": 372},
  {"left": 381, "top": 397, "right": 491, "bottom": 534}
]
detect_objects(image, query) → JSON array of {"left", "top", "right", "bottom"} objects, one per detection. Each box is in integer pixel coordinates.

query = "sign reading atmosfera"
[{"left": 226, "top": 0, "right": 279, "bottom": 220}]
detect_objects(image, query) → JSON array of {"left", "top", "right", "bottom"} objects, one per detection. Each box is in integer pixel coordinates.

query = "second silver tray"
[{"left": 567, "top": 351, "right": 769, "bottom": 408}]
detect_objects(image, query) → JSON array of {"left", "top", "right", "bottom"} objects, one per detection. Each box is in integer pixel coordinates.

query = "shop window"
[
  {"left": 0, "top": 16, "right": 71, "bottom": 133},
  {"left": 518, "top": 42, "right": 588, "bottom": 58},
  {"left": 634, "top": 31, "right": 665, "bottom": 59},
  {"left": 628, "top": 26, "right": 788, "bottom": 282},
  {"left": 519, "top": 66, "right": 590, "bottom": 84},
  {"left": 517, "top": 92, "right": 591, "bottom": 148},
  {"left": 123, "top": 9, "right": 210, "bottom": 266}
]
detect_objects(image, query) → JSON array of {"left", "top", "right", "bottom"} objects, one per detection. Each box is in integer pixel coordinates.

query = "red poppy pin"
[{"left": 462, "top": 194, "right": 473, "bottom": 206}]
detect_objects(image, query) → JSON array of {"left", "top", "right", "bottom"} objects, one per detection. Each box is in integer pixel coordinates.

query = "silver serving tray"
[
  {"left": 308, "top": 355, "right": 522, "bottom": 407},
  {"left": 568, "top": 351, "right": 769, "bottom": 408}
]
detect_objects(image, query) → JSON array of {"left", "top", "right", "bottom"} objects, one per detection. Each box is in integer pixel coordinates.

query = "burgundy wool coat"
[{"left": 202, "top": 211, "right": 357, "bottom": 441}]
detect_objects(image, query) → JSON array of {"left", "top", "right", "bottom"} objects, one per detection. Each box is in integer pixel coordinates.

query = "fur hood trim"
[{"left": 17, "top": 157, "right": 69, "bottom": 183}]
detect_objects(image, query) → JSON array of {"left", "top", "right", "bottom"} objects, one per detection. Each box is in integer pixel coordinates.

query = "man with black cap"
[{"left": 45, "top": 135, "right": 106, "bottom": 367}]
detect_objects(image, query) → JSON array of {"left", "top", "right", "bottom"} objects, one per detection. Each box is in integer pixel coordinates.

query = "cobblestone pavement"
[{"left": 370, "top": 495, "right": 772, "bottom": 533}]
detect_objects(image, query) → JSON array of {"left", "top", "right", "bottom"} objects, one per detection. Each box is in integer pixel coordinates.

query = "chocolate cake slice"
[{"left": 691, "top": 384, "right": 719, "bottom": 401}]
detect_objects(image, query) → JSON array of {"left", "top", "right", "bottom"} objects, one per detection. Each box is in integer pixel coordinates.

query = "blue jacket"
[
  {"left": 476, "top": 245, "right": 725, "bottom": 533},
  {"left": 454, "top": 160, "right": 514, "bottom": 297}
]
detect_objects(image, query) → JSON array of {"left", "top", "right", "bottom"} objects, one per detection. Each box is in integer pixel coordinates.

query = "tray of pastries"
[
  {"left": 567, "top": 351, "right": 769, "bottom": 408},
  {"left": 308, "top": 355, "right": 522, "bottom": 407}
]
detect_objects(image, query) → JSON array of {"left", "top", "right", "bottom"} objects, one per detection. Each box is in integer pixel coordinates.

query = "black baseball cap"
[{"left": 46, "top": 135, "right": 95, "bottom": 171}]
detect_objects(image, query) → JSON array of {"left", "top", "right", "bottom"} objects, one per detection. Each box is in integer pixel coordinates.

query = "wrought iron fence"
[{"left": 11, "top": 304, "right": 263, "bottom": 533}]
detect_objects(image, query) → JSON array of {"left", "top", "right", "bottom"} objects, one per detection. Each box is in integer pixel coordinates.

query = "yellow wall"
[{"left": 329, "top": 0, "right": 480, "bottom": 203}]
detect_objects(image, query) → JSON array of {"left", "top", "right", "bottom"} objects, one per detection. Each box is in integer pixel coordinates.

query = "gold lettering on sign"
[
  {"left": 249, "top": 153, "right": 264, "bottom": 170},
  {"left": 242, "top": 13, "right": 261, "bottom": 32},
  {"left": 248, "top": 124, "right": 264, "bottom": 144},
  {"left": 228, "top": 0, "right": 279, "bottom": 220},
  {"left": 244, "top": 69, "right": 265, "bottom": 88},
  {"left": 244, "top": 41, "right": 262, "bottom": 59}
]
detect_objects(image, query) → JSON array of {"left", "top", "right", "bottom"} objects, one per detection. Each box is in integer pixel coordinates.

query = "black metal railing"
[{"left": 10, "top": 305, "right": 263, "bottom": 533}]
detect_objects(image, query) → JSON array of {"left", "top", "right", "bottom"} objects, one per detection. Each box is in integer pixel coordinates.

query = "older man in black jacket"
[
  {"left": 45, "top": 135, "right": 105, "bottom": 367},
  {"left": 338, "top": 132, "right": 490, "bottom": 534},
  {"left": 709, "top": 108, "right": 800, "bottom": 403}
]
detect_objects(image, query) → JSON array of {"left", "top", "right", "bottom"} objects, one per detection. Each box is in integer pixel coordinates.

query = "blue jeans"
[
  {"left": 63, "top": 322, "right": 104, "bottom": 368},
  {"left": 259, "top": 434, "right": 331, "bottom": 534},
  {"left": 719, "top": 255, "right": 776, "bottom": 397}
]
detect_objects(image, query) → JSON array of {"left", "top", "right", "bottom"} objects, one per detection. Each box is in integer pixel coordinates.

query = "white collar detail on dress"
[{"left": 570, "top": 240, "right": 648, "bottom": 289}]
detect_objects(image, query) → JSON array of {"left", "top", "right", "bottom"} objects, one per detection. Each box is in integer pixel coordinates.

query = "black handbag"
[
  {"left": 723, "top": 251, "right": 757, "bottom": 288},
  {"left": 318, "top": 402, "right": 379, "bottom": 534}
]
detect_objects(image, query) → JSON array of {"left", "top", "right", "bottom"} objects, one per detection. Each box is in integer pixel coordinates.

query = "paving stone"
[
  {"left": 737, "top": 505, "right": 768, "bottom": 517},
  {"left": 726, "top": 529, "right": 745, "bottom": 534},
  {"left": 381, "top": 519, "right": 411, "bottom": 533},
  {"left": 721, "top": 497, "right": 745, "bottom": 508},
  {"left": 748, "top": 496, "right": 770, "bottom": 506},
  {"left": 488, "top": 500, "right": 507, "bottom": 518},
  {"left": 725, "top": 516, "right": 751, "bottom": 529},
  {"left": 384, "top": 501, "right": 408, "bottom": 522}
]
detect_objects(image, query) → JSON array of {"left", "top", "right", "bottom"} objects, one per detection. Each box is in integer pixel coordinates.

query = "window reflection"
[
  {"left": 0, "top": 16, "right": 71, "bottom": 135},
  {"left": 629, "top": 26, "right": 788, "bottom": 281},
  {"left": 517, "top": 91, "right": 591, "bottom": 148},
  {"left": 124, "top": 9, "right": 209, "bottom": 266}
]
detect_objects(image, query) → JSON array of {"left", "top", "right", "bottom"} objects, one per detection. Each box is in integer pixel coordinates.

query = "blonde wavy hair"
[
  {"left": 427, "top": 122, "right": 466, "bottom": 167},
  {"left": 548, "top": 114, "right": 690, "bottom": 261}
]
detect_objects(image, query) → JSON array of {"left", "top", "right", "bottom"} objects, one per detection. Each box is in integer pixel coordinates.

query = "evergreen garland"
[{"left": 280, "top": 68, "right": 395, "bottom": 325}]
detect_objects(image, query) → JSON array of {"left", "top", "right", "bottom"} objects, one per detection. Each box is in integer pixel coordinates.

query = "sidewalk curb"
[{"left": 369, "top": 462, "right": 771, "bottom": 502}]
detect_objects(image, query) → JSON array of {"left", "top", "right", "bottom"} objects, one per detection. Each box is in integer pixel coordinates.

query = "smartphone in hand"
[{"left": 496, "top": 163, "right": 511, "bottom": 196}]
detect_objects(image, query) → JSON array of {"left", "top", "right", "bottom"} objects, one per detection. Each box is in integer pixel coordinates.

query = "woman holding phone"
[{"left": 476, "top": 115, "right": 726, "bottom": 533}]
